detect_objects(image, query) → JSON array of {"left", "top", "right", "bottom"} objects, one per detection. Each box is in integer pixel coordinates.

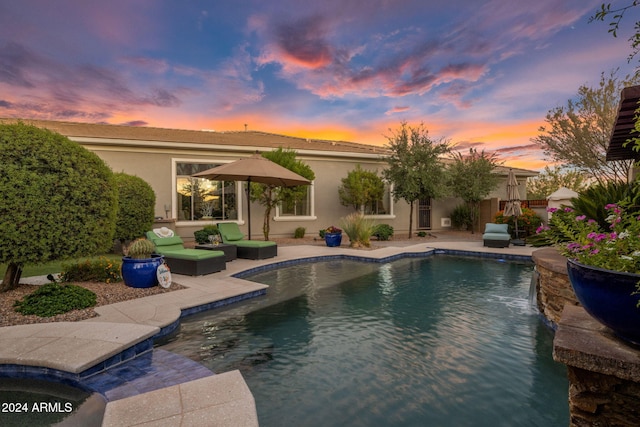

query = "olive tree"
[
  {"left": 338, "top": 165, "right": 385, "bottom": 213},
  {"left": 532, "top": 70, "right": 639, "bottom": 184},
  {"left": 114, "top": 172, "right": 156, "bottom": 245},
  {"left": 383, "top": 122, "right": 451, "bottom": 238},
  {"left": 0, "top": 123, "right": 118, "bottom": 290},
  {"left": 250, "top": 148, "right": 315, "bottom": 240},
  {"left": 448, "top": 148, "right": 501, "bottom": 233}
]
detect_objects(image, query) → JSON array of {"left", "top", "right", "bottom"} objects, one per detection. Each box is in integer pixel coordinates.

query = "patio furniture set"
[{"left": 146, "top": 223, "right": 277, "bottom": 276}]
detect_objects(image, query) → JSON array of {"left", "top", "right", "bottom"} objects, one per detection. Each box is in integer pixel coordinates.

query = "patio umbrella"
[
  {"left": 193, "top": 153, "right": 311, "bottom": 239},
  {"left": 503, "top": 168, "right": 524, "bottom": 246}
]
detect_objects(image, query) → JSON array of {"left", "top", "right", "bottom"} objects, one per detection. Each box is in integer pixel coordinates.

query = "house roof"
[
  {"left": 1, "top": 118, "right": 539, "bottom": 176},
  {"left": 607, "top": 85, "right": 640, "bottom": 161},
  {"left": 0, "top": 118, "right": 388, "bottom": 156}
]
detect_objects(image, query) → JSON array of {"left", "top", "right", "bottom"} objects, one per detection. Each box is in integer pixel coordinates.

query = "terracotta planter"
[{"left": 567, "top": 258, "right": 640, "bottom": 345}]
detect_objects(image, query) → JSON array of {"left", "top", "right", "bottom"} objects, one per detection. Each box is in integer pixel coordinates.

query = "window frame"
[{"left": 172, "top": 158, "right": 244, "bottom": 226}]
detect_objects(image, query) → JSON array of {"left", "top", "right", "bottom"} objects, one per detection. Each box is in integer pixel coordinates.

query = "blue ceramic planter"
[
  {"left": 567, "top": 258, "right": 640, "bottom": 345},
  {"left": 325, "top": 232, "right": 342, "bottom": 247},
  {"left": 121, "top": 255, "right": 164, "bottom": 288}
]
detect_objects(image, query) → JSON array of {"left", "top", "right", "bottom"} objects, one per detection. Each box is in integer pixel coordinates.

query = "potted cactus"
[{"left": 121, "top": 238, "right": 164, "bottom": 288}]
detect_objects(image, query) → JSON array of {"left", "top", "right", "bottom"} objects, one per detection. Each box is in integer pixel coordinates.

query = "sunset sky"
[{"left": 1, "top": 0, "right": 638, "bottom": 170}]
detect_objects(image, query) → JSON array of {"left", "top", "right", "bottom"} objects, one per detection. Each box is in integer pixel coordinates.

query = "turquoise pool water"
[{"left": 161, "top": 255, "right": 569, "bottom": 426}]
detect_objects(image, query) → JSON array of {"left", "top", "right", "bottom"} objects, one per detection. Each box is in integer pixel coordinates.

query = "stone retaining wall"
[
  {"left": 531, "top": 247, "right": 579, "bottom": 327},
  {"left": 554, "top": 306, "right": 640, "bottom": 427}
]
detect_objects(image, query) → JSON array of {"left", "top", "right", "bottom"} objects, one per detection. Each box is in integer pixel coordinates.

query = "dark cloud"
[
  {"left": 0, "top": 42, "right": 45, "bottom": 88},
  {"left": 0, "top": 99, "right": 12, "bottom": 108},
  {"left": 275, "top": 16, "right": 333, "bottom": 68},
  {"left": 452, "top": 141, "right": 485, "bottom": 151},
  {"left": 495, "top": 143, "right": 540, "bottom": 154},
  {"left": 145, "top": 88, "right": 181, "bottom": 107},
  {"left": 120, "top": 120, "right": 148, "bottom": 126}
]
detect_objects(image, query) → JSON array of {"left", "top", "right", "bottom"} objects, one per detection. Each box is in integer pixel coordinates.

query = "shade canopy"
[
  {"left": 503, "top": 169, "right": 522, "bottom": 218},
  {"left": 193, "top": 153, "right": 311, "bottom": 186},
  {"left": 192, "top": 153, "right": 311, "bottom": 239}
]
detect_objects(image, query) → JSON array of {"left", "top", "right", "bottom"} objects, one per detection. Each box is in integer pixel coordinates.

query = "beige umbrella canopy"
[
  {"left": 503, "top": 169, "right": 524, "bottom": 245},
  {"left": 193, "top": 153, "right": 311, "bottom": 239}
]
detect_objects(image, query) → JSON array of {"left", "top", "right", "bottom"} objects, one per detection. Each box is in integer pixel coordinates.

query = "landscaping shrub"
[
  {"left": 340, "top": 213, "right": 376, "bottom": 248},
  {"left": 493, "top": 207, "right": 543, "bottom": 237},
  {"left": 60, "top": 257, "right": 121, "bottom": 283},
  {"left": 194, "top": 225, "right": 220, "bottom": 244},
  {"left": 416, "top": 231, "right": 427, "bottom": 237},
  {"left": 114, "top": 173, "right": 156, "bottom": 243},
  {"left": 0, "top": 122, "right": 118, "bottom": 290},
  {"left": 373, "top": 224, "right": 394, "bottom": 241},
  {"left": 294, "top": 227, "right": 306, "bottom": 238},
  {"left": 450, "top": 204, "right": 473, "bottom": 230},
  {"left": 14, "top": 283, "right": 97, "bottom": 317}
]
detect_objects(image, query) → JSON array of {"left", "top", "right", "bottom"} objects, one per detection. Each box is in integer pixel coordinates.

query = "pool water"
[
  {"left": 161, "top": 256, "right": 569, "bottom": 427},
  {"left": 0, "top": 378, "right": 106, "bottom": 427}
]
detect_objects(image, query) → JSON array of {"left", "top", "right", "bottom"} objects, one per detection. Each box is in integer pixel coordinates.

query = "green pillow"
[{"left": 484, "top": 223, "right": 508, "bottom": 234}]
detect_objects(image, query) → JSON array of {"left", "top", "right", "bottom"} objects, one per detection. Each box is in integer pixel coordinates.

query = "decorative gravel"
[{"left": 0, "top": 280, "right": 185, "bottom": 327}]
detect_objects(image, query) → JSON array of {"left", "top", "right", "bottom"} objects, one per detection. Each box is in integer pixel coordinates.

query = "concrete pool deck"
[{"left": 0, "top": 239, "right": 536, "bottom": 426}]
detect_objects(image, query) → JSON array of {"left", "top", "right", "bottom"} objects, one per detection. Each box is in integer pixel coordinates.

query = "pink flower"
[
  {"left": 547, "top": 207, "right": 558, "bottom": 213},
  {"left": 575, "top": 215, "right": 586, "bottom": 221},
  {"left": 564, "top": 207, "right": 574, "bottom": 212}
]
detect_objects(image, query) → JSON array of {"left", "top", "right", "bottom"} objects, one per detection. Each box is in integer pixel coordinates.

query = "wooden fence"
[{"left": 499, "top": 199, "right": 548, "bottom": 211}]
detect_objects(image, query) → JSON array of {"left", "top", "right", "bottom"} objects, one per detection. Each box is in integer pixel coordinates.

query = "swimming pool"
[{"left": 161, "top": 255, "right": 569, "bottom": 426}]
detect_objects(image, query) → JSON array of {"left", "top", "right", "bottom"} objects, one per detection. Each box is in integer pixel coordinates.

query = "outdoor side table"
[{"left": 195, "top": 243, "right": 237, "bottom": 262}]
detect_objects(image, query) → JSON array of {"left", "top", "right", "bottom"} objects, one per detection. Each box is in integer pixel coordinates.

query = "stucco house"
[{"left": 2, "top": 119, "right": 538, "bottom": 241}]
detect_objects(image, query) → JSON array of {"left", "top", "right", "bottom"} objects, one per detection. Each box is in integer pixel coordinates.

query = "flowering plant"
[
  {"left": 548, "top": 204, "right": 640, "bottom": 273},
  {"left": 326, "top": 225, "right": 342, "bottom": 234}
]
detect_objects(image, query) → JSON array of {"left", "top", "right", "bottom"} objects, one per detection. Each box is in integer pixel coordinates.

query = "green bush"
[
  {"left": 340, "top": 213, "right": 376, "bottom": 248},
  {"left": 14, "top": 283, "right": 97, "bottom": 317},
  {"left": 194, "top": 225, "right": 220, "bottom": 244},
  {"left": 114, "top": 173, "right": 156, "bottom": 243},
  {"left": 493, "top": 207, "right": 543, "bottom": 237},
  {"left": 450, "top": 204, "right": 473, "bottom": 230},
  {"left": 319, "top": 229, "right": 326, "bottom": 238},
  {"left": 0, "top": 122, "right": 118, "bottom": 290},
  {"left": 373, "top": 224, "right": 394, "bottom": 241},
  {"left": 60, "top": 257, "right": 121, "bottom": 283},
  {"left": 294, "top": 227, "right": 306, "bottom": 238},
  {"left": 416, "top": 231, "right": 427, "bottom": 237}
]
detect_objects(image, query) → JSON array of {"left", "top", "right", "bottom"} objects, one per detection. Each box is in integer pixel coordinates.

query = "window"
[
  {"left": 175, "top": 162, "right": 238, "bottom": 221},
  {"left": 275, "top": 182, "right": 316, "bottom": 220},
  {"left": 364, "top": 184, "right": 393, "bottom": 217}
]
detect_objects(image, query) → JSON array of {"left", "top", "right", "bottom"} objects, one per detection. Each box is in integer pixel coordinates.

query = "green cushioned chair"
[
  {"left": 217, "top": 223, "right": 277, "bottom": 260},
  {"left": 146, "top": 232, "right": 226, "bottom": 275},
  {"left": 482, "top": 223, "right": 511, "bottom": 248}
]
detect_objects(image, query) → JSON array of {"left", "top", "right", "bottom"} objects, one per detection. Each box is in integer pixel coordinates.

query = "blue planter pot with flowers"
[
  {"left": 567, "top": 258, "right": 640, "bottom": 345},
  {"left": 539, "top": 202, "right": 640, "bottom": 346},
  {"left": 325, "top": 232, "right": 343, "bottom": 247}
]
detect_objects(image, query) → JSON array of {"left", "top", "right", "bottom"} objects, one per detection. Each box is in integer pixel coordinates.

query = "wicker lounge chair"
[
  {"left": 146, "top": 232, "right": 226, "bottom": 275},
  {"left": 217, "top": 223, "right": 277, "bottom": 260}
]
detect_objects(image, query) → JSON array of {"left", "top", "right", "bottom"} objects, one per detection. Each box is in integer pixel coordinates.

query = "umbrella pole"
[{"left": 247, "top": 178, "right": 252, "bottom": 240}]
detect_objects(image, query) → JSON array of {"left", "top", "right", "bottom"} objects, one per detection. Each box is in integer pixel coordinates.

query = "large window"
[
  {"left": 175, "top": 162, "right": 238, "bottom": 221},
  {"left": 364, "top": 183, "right": 394, "bottom": 217},
  {"left": 275, "top": 182, "right": 315, "bottom": 220}
]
